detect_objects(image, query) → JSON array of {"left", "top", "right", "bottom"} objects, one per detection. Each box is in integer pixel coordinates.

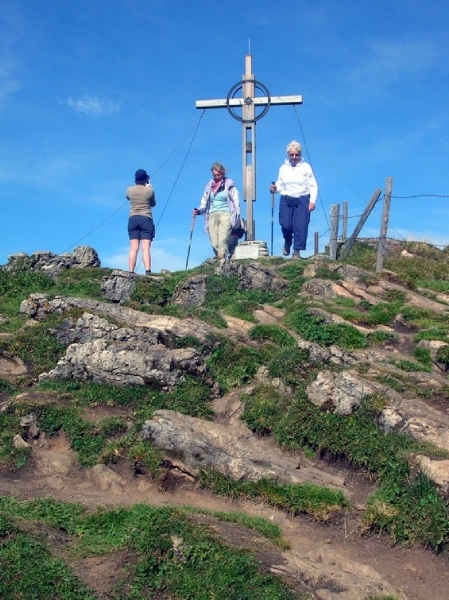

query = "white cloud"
[{"left": 67, "top": 95, "right": 121, "bottom": 116}]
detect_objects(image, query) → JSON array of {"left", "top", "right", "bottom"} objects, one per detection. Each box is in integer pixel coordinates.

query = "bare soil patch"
[{"left": 2, "top": 432, "right": 449, "bottom": 600}]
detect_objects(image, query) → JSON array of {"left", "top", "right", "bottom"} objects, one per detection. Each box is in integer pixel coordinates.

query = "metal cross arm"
[{"left": 195, "top": 95, "right": 303, "bottom": 109}]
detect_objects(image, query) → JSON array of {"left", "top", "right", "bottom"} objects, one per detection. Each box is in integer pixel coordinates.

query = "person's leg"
[
  {"left": 215, "top": 212, "right": 232, "bottom": 258},
  {"left": 279, "top": 197, "right": 294, "bottom": 254},
  {"left": 209, "top": 212, "right": 231, "bottom": 258},
  {"left": 140, "top": 217, "right": 155, "bottom": 272},
  {"left": 292, "top": 196, "right": 311, "bottom": 251},
  {"left": 128, "top": 216, "right": 140, "bottom": 272},
  {"left": 141, "top": 239, "right": 151, "bottom": 271},
  {"left": 128, "top": 239, "right": 140, "bottom": 272}
]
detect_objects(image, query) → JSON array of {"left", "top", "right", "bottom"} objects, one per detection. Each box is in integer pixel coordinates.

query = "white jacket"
[{"left": 274, "top": 158, "right": 318, "bottom": 204}]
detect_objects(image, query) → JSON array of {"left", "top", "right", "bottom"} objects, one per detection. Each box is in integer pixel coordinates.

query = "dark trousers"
[{"left": 279, "top": 195, "right": 310, "bottom": 251}]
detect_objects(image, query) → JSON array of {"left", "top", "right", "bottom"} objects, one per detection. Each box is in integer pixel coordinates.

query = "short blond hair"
[{"left": 286, "top": 140, "right": 302, "bottom": 155}]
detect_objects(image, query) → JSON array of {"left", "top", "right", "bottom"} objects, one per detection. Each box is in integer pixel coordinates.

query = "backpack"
[{"left": 231, "top": 217, "right": 246, "bottom": 239}]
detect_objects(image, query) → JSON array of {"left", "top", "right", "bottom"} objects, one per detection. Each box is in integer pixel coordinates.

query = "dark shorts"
[{"left": 128, "top": 215, "right": 155, "bottom": 240}]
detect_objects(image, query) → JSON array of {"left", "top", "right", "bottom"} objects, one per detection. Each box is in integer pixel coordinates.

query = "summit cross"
[{"left": 195, "top": 54, "right": 303, "bottom": 241}]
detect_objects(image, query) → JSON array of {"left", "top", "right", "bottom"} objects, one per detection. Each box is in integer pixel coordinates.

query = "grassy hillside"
[{"left": 1, "top": 239, "right": 449, "bottom": 598}]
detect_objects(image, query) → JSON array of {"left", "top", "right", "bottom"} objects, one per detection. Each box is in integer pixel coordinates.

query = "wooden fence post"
[
  {"left": 342, "top": 201, "right": 348, "bottom": 241},
  {"left": 376, "top": 177, "right": 393, "bottom": 272},
  {"left": 329, "top": 204, "right": 340, "bottom": 260},
  {"left": 340, "top": 189, "right": 382, "bottom": 260}
]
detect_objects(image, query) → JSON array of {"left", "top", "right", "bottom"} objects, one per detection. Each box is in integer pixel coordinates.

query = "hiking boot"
[
  {"left": 145, "top": 270, "right": 152, "bottom": 275},
  {"left": 291, "top": 251, "right": 300, "bottom": 259},
  {"left": 282, "top": 245, "right": 291, "bottom": 256}
]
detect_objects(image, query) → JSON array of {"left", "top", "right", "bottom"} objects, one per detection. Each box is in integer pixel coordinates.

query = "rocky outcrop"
[
  {"left": 307, "top": 370, "right": 449, "bottom": 454},
  {"left": 141, "top": 409, "right": 347, "bottom": 492},
  {"left": 32, "top": 306, "right": 214, "bottom": 388},
  {"left": 40, "top": 337, "right": 205, "bottom": 388},
  {"left": 19, "top": 294, "right": 217, "bottom": 344},
  {"left": 12, "top": 255, "right": 449, "bottom": 502},
  {"left": 6, "top": 246, "right": 100, "bottom": 277},
  {"left": 101, "top": 270, "right": 137, "bottom": 303},
  {"left": 172, "top": 274, "right": 208, "bottom": 309},
  {"left": 172, "top": 262, "right": 289, "bottom": 310}
]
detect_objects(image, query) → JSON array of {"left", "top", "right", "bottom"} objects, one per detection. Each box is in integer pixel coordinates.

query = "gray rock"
[
  {"left": 7, "top": 245, "right": 100, "bottom": 278},
  {"left": 101, "top": 270, "right": 137, "bottom": 303},
  {"left": 172, "top": 274, "right": 208, "bottom": 309},
  {"left": 40, "top": 338, "right": 205, "bottom": 388},
  {"left": 142, "top": 409, "right": 347, "bottom": 491}
]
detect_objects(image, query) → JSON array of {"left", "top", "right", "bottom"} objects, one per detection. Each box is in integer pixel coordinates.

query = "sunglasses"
[{"left": 289, "top": 153, "right": 300, "bottom": 157}]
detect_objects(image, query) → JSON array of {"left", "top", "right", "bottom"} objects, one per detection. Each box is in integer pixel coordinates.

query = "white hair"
[{"left": 286, "top": 140, "right": 302, "bottom": 155}]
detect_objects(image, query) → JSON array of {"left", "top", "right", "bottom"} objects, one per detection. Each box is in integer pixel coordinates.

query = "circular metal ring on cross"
[{"left": 226, "top": 79, "right": 271, "bottom": 123}]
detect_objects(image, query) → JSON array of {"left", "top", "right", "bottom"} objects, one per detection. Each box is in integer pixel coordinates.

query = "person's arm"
[
  {"left": 229, "top": 185, "right": 240, "bottom": 215},
  {"left": 270, "top": 166, "right": 283, "bottom": 193},
  {"left": 150, "top": 187, "right": 156, "bottom": 207},
  {"left": 193, "top": 184, "right": 210, "bottom": 215},
  {"left": 307, "top": 166, "right": 318, "bottom": 209}
]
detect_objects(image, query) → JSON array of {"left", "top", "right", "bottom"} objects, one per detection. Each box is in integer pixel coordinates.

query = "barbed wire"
[
  {"left": 391, "top": 194, "right": 449, "bottom": 199},
  {"left": 308, "top": 191, "right": 449, "bottom": 254}
]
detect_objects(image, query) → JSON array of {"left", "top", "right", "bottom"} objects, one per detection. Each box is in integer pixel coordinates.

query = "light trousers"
[{"left": 208, "top": 211, "right": 232, "bottom": 257}]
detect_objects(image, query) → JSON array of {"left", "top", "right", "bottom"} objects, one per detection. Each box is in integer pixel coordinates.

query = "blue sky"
[{"left": 1, "top": 1, "right": 448, "bottom": 273}]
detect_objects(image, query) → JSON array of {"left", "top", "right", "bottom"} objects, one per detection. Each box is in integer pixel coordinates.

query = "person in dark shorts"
[{"left": 126, "top": 168, "right": 156, "bottom": 274}]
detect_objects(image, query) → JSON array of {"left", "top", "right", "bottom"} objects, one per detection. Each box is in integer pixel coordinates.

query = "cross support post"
[{"left": 195, "top": 55, "right": 302, "bottom": 242}]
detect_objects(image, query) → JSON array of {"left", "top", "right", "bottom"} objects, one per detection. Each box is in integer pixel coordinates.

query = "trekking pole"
[
  {"left": 270, "top": 182, "right": 276, "bottom": 256},
  {"left": 185, "top": 214, "right": 196, "bottom": 270}
]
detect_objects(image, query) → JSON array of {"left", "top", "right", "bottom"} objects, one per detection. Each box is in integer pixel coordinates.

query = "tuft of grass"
[
  {"left": 394, "top": 358, "right": 430, "bottom": 373},
  {"left": 248, "top": 323, "right": 296, "bottom": 347},
  {"left": 0, "top": 498, "right": 297, "bottom": 598},
  {"left": 2, "top": 316, "right": 66, "bottom": 374},
  {"left": 365, "top": 301, "right": 403, "bottom": 326},
  {"left": 436, "top": 345, "right": 449, "bottom": 369},
  {"left": 207, "top": 338, "right": 269, "bottom": 393},
  {"left": 242, "top": 388, "right": 412, "bottom": 475},
  {"left": 267, "top": 348, "right": 315, "bottom": 387},
  {"left": 0, "top": 268, "right": 55, "bottom": 323},
  {"left": 186, "top": 507, "right": 289, "bottom": 548},
  {"left": 364, "top": 472, "right": 449, "bottom": 552},
  {"left": 314, "top": 263, "right": 343, "bottom": 280},
  {"left": 365, "top": 596, "right": 400, "bottom": 600},
  {"left": 198, "top": 469, "right": 350, "bottom": 522},
  {"left": 0, "top": 378, "right": 16, "bottom": 395},
  {"left": 37, "top": 377, "right": 214, "bottom": 420},
  {"left": 129, "top": 271, "right": 186, "bottom": 313},
  {"left": 284, "top": 306, "right": 366, "bottom": 349},
  {"left": 0, "top": 411, "right": 31, "bottom": 470},
  {"left": 413, "top": 346, "right": 433, "bottom": 368},
  {"left": 53, "top": 267, "right": 108, "bottom": 298},
  {"left": 341, "top": 241, "right": 377, "bottom": 271},
  {"left": 367, "top": 331, "right": 397, "bottom": 346},
  {"left": 0, "top": 531, "right": 96, "bottom": 599}
]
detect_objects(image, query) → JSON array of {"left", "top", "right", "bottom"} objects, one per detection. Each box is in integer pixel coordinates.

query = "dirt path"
[{"left": 1, "top": 433, "right": 449, "bottom": 600}]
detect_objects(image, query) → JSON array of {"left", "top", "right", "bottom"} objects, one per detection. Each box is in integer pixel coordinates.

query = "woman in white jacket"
[{"left": 270, "top": 141, "right": 318, "bottom": 259}]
